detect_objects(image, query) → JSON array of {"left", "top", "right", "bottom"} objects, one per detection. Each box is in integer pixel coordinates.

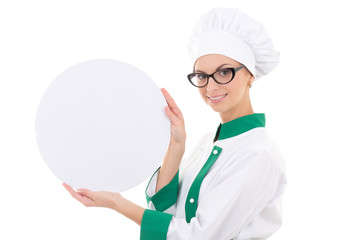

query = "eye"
[
  {"left": 196, "top": 73, "right": 207, "bottom": 81},
  {"left": 218, "top": 69, "right": 232, "bottom": 76}
]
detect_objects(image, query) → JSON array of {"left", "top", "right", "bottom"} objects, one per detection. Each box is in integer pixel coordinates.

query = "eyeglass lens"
[{"left": 191, "top": 68, "right": 234, "bottom": 87}]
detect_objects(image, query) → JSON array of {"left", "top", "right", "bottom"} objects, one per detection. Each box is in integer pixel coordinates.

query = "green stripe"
[
  {"left": 215, "top": 113, "right": 266, "bottom": 141},
  {"left": 185, "top": 146, "right": 222, "bottom": 223}
]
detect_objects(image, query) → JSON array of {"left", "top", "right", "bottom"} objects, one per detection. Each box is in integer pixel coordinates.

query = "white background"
[{"left": 1, "top": 0, "right": 359, "bottom": 239}]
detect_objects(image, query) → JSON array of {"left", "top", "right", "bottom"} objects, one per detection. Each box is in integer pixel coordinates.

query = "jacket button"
[
  {"left": 189, "top": 198, "right": 195, "bottom": 203},
  {"left": 213, "top": 149, "right": 218, "bottom": 155}
]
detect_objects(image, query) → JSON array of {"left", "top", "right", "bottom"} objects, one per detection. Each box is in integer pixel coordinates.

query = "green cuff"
[
  {"left": 140, "top": 209, "right": 173, "bottom": 240},
  {"left": 145, "top": 170, "right": 179, "bottom": 212}
]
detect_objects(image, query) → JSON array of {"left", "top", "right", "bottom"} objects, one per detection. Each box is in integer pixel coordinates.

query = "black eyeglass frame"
[{"left": 187, "top": 65, "right": 245, "bottom": 88}]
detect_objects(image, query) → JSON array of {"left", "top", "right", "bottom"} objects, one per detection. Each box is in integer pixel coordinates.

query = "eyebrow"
[{"left": 195, "top": 63, "right": 232, "bottom": 73}]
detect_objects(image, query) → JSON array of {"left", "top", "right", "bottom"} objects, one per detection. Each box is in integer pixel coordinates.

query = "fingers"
[
  {"left": 161, "top": 88, "right": 175, "bottom": 107},
  {"left": 161, "top": 88, "right": 183, "bottom": 119},
  {"left": 63, "top": 183, "right": 77, "bottom": 197},
  {"left": 165, "top": 106, "right": 181, "bottom": 126},
  {"left": 63, "top": 183, "right": 95, "bottom": 207}
]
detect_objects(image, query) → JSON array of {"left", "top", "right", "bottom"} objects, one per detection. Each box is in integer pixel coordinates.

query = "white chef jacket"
[{"left": 140, "top": 113, "right": 286, "bottom": 240}]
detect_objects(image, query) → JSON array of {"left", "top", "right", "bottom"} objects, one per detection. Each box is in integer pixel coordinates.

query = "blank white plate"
[{"left": 35, "top": 59, "right": 170, "bottom": 192}]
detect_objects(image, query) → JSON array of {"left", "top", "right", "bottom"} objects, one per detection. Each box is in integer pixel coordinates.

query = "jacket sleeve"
[
  {"left": 154, "top": 150, "right": 283, "bottom": 240},
  {"left": 144, "top": 167, "right": 179, "bottom": 212},
  {"left": 140, "top": 168, "right": 179, "bottom": 240}
]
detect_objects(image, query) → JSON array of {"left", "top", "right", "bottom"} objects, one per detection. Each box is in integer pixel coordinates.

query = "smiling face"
[{"left": 194, "top": 54, "right": 255, "bottom": 123}]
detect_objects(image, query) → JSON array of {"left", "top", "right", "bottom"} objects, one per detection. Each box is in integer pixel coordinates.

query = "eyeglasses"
[{"left": 187, "top": 65, "right": 245, "bottom": 88}]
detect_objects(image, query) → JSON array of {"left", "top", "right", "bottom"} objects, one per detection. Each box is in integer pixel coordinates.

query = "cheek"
[
  {"left": 227, "top": 81, "right": 241, "bottom": 92},
  {"left": 227, "top": 80, "right": 247, "bottom": 98},
  {"left": 198, "top": 88, "right": 209, "bottom": 103}
]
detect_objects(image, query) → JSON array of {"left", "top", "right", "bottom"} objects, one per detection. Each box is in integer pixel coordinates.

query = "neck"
[{"left": 219, "top": 96, "right": 254, "bottom": 123}]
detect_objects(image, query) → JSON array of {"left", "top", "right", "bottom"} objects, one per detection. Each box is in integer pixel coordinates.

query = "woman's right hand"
[
  {"left": 161, "top": 88, "right": 186, "bottom": 150},
  {"left": 155, "top": 88, "right": 186, "bottom": 192}
]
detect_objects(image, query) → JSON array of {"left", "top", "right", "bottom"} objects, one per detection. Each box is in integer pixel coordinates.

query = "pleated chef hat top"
[{"left": 188, "top": 8, "right": 280, "bottom": 79}]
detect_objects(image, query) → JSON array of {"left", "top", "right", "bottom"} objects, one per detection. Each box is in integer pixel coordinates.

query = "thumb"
[{"left": 77, "top": 188, "right": 94, "bottom": 198}]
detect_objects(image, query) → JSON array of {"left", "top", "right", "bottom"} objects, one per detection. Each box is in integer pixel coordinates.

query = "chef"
[{"left": 64, "top": 7, "right": 286, "bottom": 240}]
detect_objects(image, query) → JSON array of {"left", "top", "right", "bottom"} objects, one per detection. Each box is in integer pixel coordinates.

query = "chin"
[{"left": 207, "top": 104, "right": 225, "bottom": 113}]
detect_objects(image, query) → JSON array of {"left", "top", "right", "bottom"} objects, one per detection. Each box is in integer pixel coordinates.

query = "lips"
[{"left": 207, "top": 94, "right": 227, "bottom": 104}]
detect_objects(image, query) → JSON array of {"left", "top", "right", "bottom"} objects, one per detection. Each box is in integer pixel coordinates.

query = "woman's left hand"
[{"left": 63, "top": 183, "right": 121, "bottom": 209}]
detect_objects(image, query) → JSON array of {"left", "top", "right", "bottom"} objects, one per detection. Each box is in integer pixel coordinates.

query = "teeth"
[{"left": 209, "top": 94, "right": 226, "bottom": 101}]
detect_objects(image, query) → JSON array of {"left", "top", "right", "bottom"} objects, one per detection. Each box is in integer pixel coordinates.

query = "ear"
[{"left": 248, "top": 75, "right": 255, "bottom": 87}]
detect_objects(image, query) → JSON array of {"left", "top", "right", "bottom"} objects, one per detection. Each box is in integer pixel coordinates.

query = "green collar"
[{"left": 214, "top": 113, "right": 266, "bottom": 141}]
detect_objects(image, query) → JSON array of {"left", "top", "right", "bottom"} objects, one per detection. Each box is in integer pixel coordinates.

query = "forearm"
[
  {"left": 156, "top": 88, "right": 186, "bottom": 193},
  {"left": 113, "top": 196, "right": 146, "bottom": 226},
  {"left": 156, "top": 143, "right": 184, "bottom": 192}
]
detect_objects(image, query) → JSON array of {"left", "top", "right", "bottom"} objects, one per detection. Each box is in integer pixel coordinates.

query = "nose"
[{"left": 206, "top": 76, "right": 219, "bottom": 92}]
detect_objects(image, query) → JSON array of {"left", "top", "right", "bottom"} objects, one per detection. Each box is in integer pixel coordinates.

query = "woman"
[{"left": 64, "top": 8, "right": 286, "bottom": 240}]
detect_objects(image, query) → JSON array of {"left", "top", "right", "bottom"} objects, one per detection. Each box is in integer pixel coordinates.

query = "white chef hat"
[{"left": 188, "top": 7, "right": 280, "bottom": 79}]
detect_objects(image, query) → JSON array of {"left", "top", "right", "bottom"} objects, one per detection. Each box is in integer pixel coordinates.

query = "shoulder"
[{"left": 218, "top": 128, "right": 285, "bottom": 174}]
